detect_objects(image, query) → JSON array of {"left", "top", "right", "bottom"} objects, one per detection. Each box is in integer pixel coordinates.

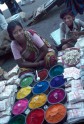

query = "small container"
[
  {"left": 32, "top": 81, "right": 50, "bottom": 94},
  {"left": 26, "top": 108, "right": 44, "bottom": 124},
  {"left": 49, "top": 64, "right": 64, "bottom": 78},
  {"left": 34, "top": 69, "right": 48, "bottom": 82},
  {"left": 47, "top": 88, "right": 67, "bottom": 104},
  {"left": 45, "top": 103, "right": 67, "bottom": 124},
  {"left": 8, "top": 114, "right": 25, "bottom": 124},
  {"left": 50, "top": 75, "right": 66, "bottom": 89},
  {"left": 28, "top": 93, "right": 47, "bottom": 109},
  {"left": 12, "top": 99, "right": 28, "bottom": 115},
  {"left": 16, "top": 86, "right": 32, "bottom": 100},
  {"left": 20, "top": 75, "right": 34, "bottom": 88}
]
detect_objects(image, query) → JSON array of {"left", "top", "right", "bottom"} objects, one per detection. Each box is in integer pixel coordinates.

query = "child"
[{"left": 59, "top": 9, "right": 84, "bottom": 50}]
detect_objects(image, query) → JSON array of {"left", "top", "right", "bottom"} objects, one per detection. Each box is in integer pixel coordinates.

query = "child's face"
[{"left": 63, "top": 14, "right": 75, "bottom": 27}]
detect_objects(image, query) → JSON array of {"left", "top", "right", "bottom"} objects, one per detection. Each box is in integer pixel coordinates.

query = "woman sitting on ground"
[{"left": 7, "top": 21, "right": 57, "bottom": 70}]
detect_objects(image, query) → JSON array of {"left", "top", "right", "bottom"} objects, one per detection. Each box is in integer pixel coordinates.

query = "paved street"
[
  {"left": 0, "top": 0, "right": 84, "bottom": 71},
  {"left": 1, "top": 0, "right": 65, "bottom": 44}
]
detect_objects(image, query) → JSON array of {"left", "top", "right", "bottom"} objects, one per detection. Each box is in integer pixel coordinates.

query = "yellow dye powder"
[
  {"left": 16, "top": 86, "right": 31, "bottom": 99},
  {"left": 29, "top": 94, "right": 47, "bottom": 109}
]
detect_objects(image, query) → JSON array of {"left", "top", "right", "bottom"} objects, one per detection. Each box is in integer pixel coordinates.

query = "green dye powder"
[
  {"left": 50, "top": 65, "right": 64, "bottom": 77},
  {"left": 8, "top": 114, "right": 25, "bottom": 124},
  {"left": 20, "top": 76, "right": 33, "bottom": 87}
]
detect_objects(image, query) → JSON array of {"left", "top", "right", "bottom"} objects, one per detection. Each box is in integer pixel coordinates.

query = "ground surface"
[{"left": 0, "top": 0, "right": 84, "bottom": 71}]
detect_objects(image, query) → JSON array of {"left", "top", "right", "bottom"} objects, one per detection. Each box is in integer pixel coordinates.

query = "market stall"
[{"left": 0, "top": 47, "right": 84, "bottom": 124}]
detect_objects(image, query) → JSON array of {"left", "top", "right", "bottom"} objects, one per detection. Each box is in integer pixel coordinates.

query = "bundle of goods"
[
  {"left": 62, "top": 48, "right": 80, "bottom": 66},
  {"left": 0, "top": 65, "right": 20, "bottom": 123}
]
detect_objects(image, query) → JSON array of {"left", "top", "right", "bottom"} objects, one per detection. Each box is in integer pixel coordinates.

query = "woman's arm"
[
  {"left": 35, "top": 44, "right": 48, "bottom": 62},
  {"left": 30, "top": 33, "right": 48, "bottom": 61},
  {"left": 16, "top": 58, "right": 44, "bottom": 68}
]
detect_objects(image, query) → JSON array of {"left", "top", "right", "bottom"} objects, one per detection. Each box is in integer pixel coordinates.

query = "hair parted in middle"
[{"left": 7, "top": 20, "right": 23, "bottom": 40}]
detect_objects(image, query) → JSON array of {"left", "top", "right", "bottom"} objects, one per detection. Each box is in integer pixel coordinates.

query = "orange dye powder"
[{"left": 45, "top": 103, "right": 67, "bottom": 124}]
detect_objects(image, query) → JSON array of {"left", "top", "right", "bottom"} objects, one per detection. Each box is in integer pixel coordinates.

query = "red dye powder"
[
  {"left": 38, "top": 69, "right": 48, "bottom": 81},
  {"left": 26, "top": 109, "right": 44, "bottom": 124}
]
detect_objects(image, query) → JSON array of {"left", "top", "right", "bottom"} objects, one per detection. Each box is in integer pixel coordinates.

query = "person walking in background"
[
  {"left": 0, "top": 9, "right": 8, "bottom": 30},
  {"left": 0, "top": 0, "right": 22, "bottom": 15},
  {"left": 5, "top": 0, "right": 22, "bottom": 15},
  {"left": 64, "top": 0, "right": 84, "bottom": 16},
  {"left": 59, "top": 9, "right": 84, "bottom": 50}
]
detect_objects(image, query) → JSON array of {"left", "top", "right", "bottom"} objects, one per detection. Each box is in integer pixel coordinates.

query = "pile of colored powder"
[
  {"left": 20, "top": 76, "right": 33, "bottom": 87},
  {"left": 16, "top": 87, "right": 31, "bottom": 99},
  {"left": 29, "top": 94, "right": 47, "bottom": 109},
  {"left": 48, "top": 88, "right": 66, "bottom": 104},
  {"left": 12, "top": 99, "right": 28, "bottom": 115},
  {"left": 8, "top": 114, "right": 25, "bottom": 124},
  {"left": 49, "top": 65, "right": 64, "bottom": 77},
  {"left": 38, "top": 69, "right": 48, "bottom": 81},
  {"left": 45, "top": 104, "right": 66, "bottom": 124},
  {"left": 50, "top": 75, "right": 66, "bottom": 88},
  {"left": 26, "top": 109, "right": 44, "bottom": 124},
  {"left": 33, "top": 81, "right": 49, "bottom": 94}
]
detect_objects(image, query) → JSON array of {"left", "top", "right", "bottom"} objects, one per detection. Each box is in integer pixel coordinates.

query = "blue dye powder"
[
  {"left": 33, "top": 81, "right": 49, "bottom": 94},
  {"left": 49, "top": 65, "right": 64, "bottom": 77},
  {"left": 50, "top": 75, "right": 66, "bottom": 88}
]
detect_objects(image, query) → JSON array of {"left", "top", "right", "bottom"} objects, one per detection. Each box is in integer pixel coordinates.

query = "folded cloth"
[
  {"left": 67, "top": 108, "right": 84, "bottom": 123},
  {"left": 75, "top": 36, "right": 84, "bottom": 48},
  {"left": 67, "top": 90, "right": 84, "bottom": 103}
]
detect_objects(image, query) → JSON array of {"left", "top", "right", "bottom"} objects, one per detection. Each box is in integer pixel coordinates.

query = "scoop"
[{"left": 36, "top": 70, "right": 40, "bottom": 81}]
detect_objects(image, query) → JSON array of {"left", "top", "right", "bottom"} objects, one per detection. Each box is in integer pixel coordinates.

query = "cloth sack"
[{"left": 75, "top": 36, "right": 84, "bottom": 48}]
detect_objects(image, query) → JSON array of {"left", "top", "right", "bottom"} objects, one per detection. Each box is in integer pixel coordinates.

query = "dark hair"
[
  {"left": 7, "top": 21, "right": 23, "bottom": 40},
  {"left": 60, "top": 9, "right": 75, "bottom": 19}
]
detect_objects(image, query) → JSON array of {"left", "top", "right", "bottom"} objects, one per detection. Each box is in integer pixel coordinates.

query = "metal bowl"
[
  {"left": 45, "top": 103, "right": 67, "bottom": 124},
  {"left": 49, "top": 64, "right": 64, "bottom": 78},
  {"left": 47, "top": 88, "right": 67, "bottom": 105}
]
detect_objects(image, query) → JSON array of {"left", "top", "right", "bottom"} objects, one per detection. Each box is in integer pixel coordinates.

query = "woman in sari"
[{"left": 7, "top": 21, "right": 57, "bottom": 71}]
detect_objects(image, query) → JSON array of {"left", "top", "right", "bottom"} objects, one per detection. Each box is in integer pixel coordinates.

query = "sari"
[{"left": 19, "top": 30, "right": 57, "bottom": 76}]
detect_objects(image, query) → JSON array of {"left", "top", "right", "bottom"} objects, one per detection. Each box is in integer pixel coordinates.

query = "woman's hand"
[{"left": 38, "top": 60, "right": 44, "bottom": 66}]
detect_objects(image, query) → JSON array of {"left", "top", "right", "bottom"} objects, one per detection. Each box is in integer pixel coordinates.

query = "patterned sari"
[{"left": 19, "top": 30, "right": 57, "bottom": 76}]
